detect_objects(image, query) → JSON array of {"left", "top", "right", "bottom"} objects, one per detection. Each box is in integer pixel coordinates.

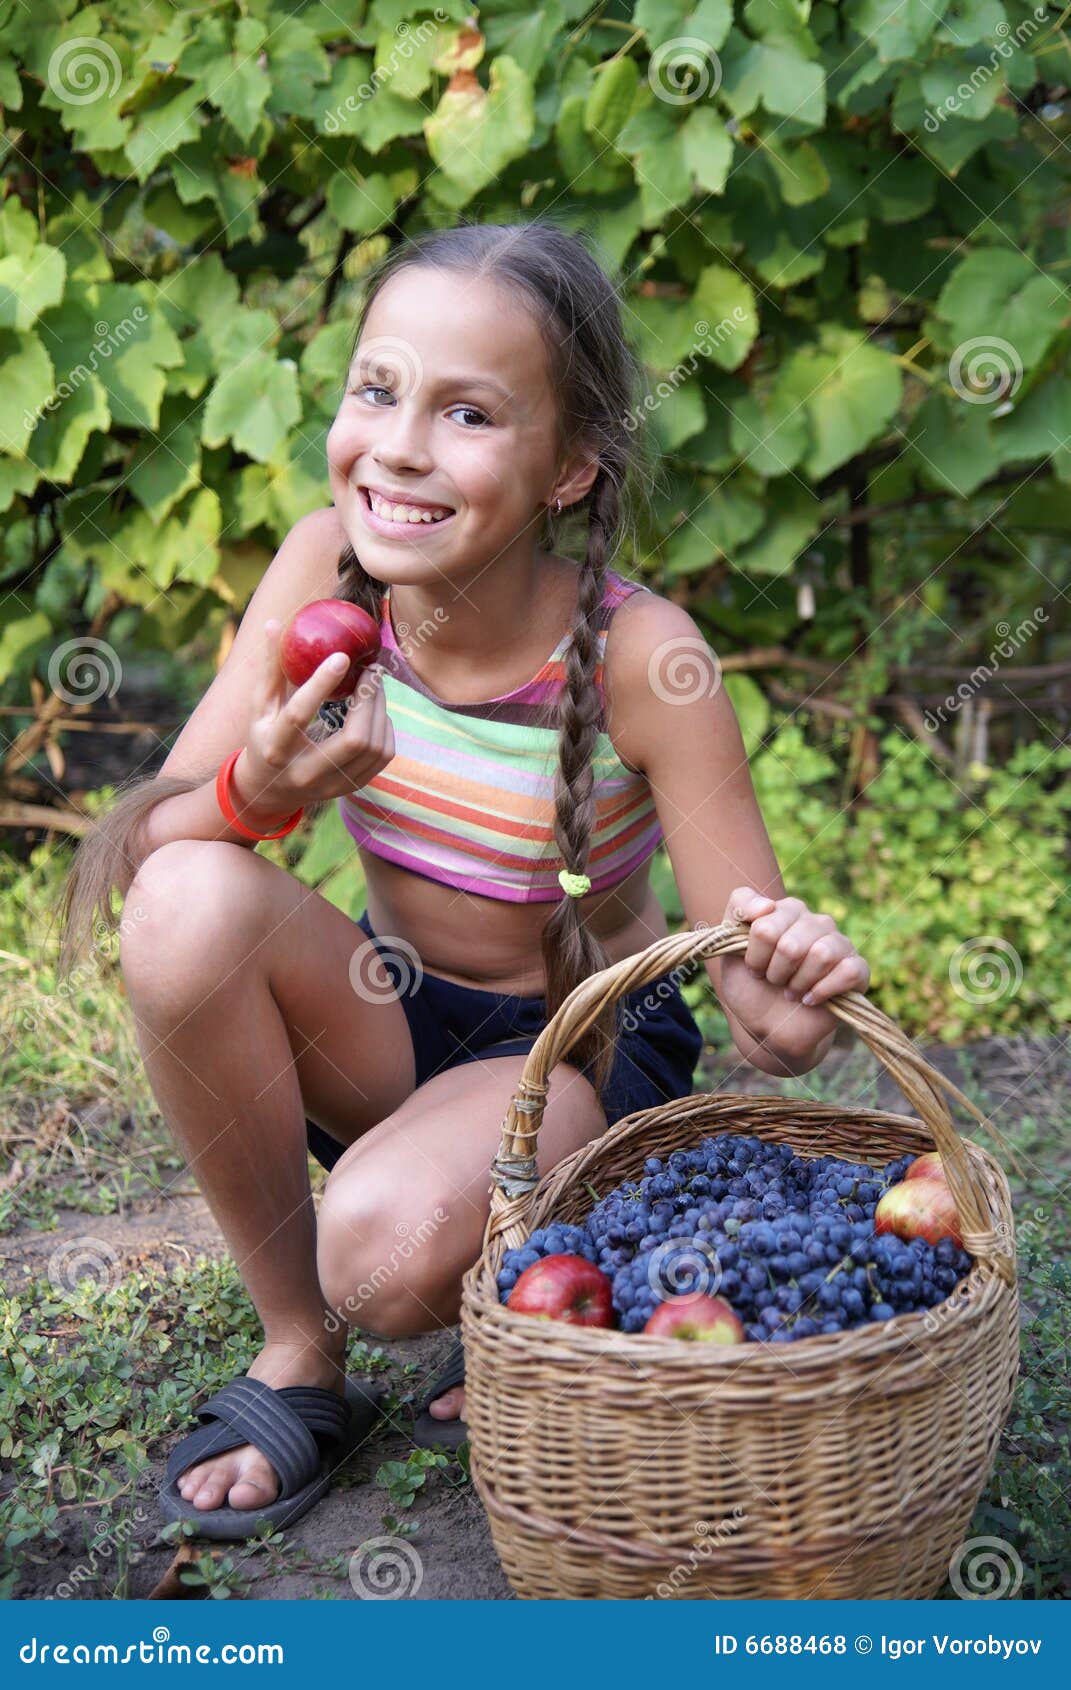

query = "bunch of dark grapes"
[
  {"left": 498, "top": 1135, "right": 972, "bottom": 1341},
  {"left": 495, "top": 1223, "right": 597, "bottom": 1303}
]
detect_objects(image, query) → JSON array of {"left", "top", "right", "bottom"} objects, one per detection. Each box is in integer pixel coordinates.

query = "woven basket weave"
[{"left": 460, "top": 921, "right": 1020, "bottom": 1601}]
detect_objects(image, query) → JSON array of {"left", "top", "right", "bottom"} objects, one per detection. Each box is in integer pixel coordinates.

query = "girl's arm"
[
  {"left": 605, "top": 595, "right": 866, "bottom": 1077},
  {"left": 57, "top": 506, "right": 377, "bottom": 975}
]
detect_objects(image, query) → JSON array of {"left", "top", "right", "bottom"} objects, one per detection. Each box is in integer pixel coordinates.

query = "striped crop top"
[{"left": 337, "top": 567, "right": 665, "bottom": 903}]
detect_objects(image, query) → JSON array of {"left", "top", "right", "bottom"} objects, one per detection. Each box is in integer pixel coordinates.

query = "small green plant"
[{"left": 373, "top": 1448, "right": 449, "bottom": 1511}]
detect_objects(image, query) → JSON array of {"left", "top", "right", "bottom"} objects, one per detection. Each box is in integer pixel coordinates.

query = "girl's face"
[{"left": 326, "top": 266, "right": 567, "bottom": 588}]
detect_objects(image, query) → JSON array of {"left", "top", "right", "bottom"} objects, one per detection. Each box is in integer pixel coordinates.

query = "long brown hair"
[
  {"left": 326, "top": 220, "right": 656, "bottom": 1094},
  {"left": 58, "top": 219, "right": 658, "bottom": 1101}
]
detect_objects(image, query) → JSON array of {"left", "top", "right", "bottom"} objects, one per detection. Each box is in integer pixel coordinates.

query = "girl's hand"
[
  {"left": 717, "top": 887, "right": 871, "bottom": 1033},
  {"left": 233, "top": 619, "right": 395, "bottom": 821}
]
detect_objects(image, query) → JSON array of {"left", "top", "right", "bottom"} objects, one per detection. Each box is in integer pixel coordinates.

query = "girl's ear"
[{"left": 555, "top": 452, "right": 602, "bottom": 510}]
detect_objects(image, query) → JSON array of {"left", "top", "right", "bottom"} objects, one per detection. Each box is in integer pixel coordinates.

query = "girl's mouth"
[{"left": 359, "top": 485, "right": 457, "bottom": 537}]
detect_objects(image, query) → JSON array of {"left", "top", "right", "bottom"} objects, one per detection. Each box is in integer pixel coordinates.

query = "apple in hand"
[
  {"left": 875, "top": 1177, "right": 962, "bottom": 1248},
  {"left": 905, "top": 1151, "right": 945, "bottom": 1183},
  {"left": 279, "top": 599, "right": 381, "bottom": 698},
  {"left": 507, "top": 1254, "right": 614, "bottom": 1327},
  {"left": 643, "top": 1294, "right": 744, "bottom": 1343}
]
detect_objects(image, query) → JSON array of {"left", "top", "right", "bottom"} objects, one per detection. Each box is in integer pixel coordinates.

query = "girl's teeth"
[{"left": 368, "top": 491, "right": 451, "bottom": 524}]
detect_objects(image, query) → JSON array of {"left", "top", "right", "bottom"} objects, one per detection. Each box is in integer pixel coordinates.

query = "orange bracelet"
[{"left": 216, "top": 749, "right": 304, "bottom": 841}]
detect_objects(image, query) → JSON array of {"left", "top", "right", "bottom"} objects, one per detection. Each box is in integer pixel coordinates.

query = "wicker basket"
[{"left": 460, "top": 921, "right": 1020, "bottom": 1601}]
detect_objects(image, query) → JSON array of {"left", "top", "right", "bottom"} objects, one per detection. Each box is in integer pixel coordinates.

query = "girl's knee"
[
  {"left": 317, "top": 1171, "right": 462, "bottom": 1338},
  {"left": 120, "top": 839, "right": 265, "bottom": 996}
]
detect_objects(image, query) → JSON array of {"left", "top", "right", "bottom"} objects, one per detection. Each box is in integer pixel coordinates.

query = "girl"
[{"left": 59, "top": 221, "right": 870, "bottom": 1539}]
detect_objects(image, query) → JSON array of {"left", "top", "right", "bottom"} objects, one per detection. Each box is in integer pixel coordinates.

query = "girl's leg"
[
  {"left": 315, "top": 1049, "right": 610, "bottom": 1423},
  {"left": 119, "top": 838, "right": 418, "bottom": 1513}
]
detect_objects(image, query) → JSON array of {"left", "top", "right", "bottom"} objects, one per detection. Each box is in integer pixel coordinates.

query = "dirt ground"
[{"left": 4, "top": 1031, "right": 1061, "bottom": 1601}]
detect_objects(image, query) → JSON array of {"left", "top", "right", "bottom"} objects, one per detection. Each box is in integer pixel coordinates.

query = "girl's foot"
[
  {"left": 426, "top": 1384, "right": 466, "bottom": 1422},
  {"left": 174, "top": 1337, "right": 347, "bottom": 1513}
]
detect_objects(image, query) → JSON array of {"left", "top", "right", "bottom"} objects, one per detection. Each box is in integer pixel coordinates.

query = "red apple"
[
  {"left": 279, "top": 599, "right": 381, "bottom": 698},
  {"left": 875, "top": 1177, "right": 962, "bottom": 1248},
  {"left": 507, "top": 1254, "right": 614, "bottom": 1327},
  {"left": 643, "top": 1294, "right": 744, "bottom": 1344},
  {"left": 905, "top": 1151, "right": 945, "bottom": 1183}
]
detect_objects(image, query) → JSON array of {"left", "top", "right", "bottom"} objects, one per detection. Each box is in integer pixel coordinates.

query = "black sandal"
[
  {"left": 158, "top": 1372, "right": 385, "bottom": 1540},
  {"left": 411, "top": 1337, "right": 468, "bottom": 1451}
]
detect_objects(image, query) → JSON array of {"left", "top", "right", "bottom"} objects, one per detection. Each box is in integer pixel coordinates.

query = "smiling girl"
[{"left": 59, "top": 221, "right": 870, "bottom": 1539}]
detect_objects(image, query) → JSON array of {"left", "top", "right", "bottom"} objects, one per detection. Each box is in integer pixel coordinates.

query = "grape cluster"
[
  {"left": 494, "top": 1222, "right": 598, "bottom": 1302},
  {"left": 496, "top": 1135, "right": 972, "bottom": 1343}
]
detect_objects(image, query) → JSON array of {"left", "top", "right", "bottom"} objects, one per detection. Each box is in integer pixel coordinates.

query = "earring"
[{"left": 551, "top": 497, "right": 562, "bottom": 514}]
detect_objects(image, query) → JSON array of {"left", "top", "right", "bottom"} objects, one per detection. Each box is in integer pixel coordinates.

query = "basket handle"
[{"left": 484, "top": 920, "right": 1016, "bottom": 1286}]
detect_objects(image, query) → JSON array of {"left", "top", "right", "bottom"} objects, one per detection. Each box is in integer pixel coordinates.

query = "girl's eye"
[{"left": 351, "top": 385, "right": 489, "bottom": 427}]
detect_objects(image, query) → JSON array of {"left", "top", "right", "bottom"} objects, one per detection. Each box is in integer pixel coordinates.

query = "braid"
[{"left": 539, "top": 468, "right": 625, "bottom": 1097}]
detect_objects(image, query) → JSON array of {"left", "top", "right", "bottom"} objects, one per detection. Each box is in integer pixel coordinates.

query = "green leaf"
[
  {"left": 0, "top": 243, "right": 65, "bottom": 330},
  {"left": 774, "top": 325, "right": 902, "bottom": 478},
  {"left": 728, "top": 383, "right": 810, "bottom": 477},
  {"left": 731, "top": 477, "right": 823, "bottom": 575},
  {"left": 557, "top": 95, "right": 633, "bottom": 196},
  {"left": 584, "top": 56, "right": 640, "bottom": 144},
  {"left": 26, "top": 371, "right": 110, "bottom": 484},
  {"left": 0, "top": 329, "right": 55, "bottom": 456},
  {"left": 658, "top": 471, "right": 766, "bottom": 576},
  {"left": 847, "top": 0, "right": 951, "bottom": 61},
  {"left": 263, "top": 17, "right": 332, "bottom": 119},
  {"left": 0, "top": 604, "right": 50, "bottom": 683},
  {"left": 635, "top": 0, "right": 733, "bottom": 55},
  {"left": 720, "top": 34, "right": 825, "bottom": 128},
  {"left": 933, "top": 249, "right": 1065, "bottom": 377},
  {"left": 124, "top": 85, "right": 204, "bottom": 180},
  {"left": 425, "top": 58, "right": 535, "bottom": 203},
  {"left": 905, "top": 390, "right": 1002, "bottom": 497},
  {"left": 0, "top": 454, "right": 39, "bottom": 514},
  {"left": 311, "top": 53, "right": 377, "bottom": 139},
  {"left": 680, "top": 105, "right": 734, "bottom": 196},
  {"left": 202, "top": 354, "right": 301, "bottom": 463},
  {"left": 127, "top": 406, "right": 203, "bottom": 523},
  {"left": 179, "top": 15, "right": 271, "bottom": 144},
  {"left": 326, "top": 171, "right": 400, "bottom": 234},
  {"left": 693, "top": 263, "right": 759, "bottom": 371},
  {"left": 647, "top": 377, "right": 708, "bottom": 452}
]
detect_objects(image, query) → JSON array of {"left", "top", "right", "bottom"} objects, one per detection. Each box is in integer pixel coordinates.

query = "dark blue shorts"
[{"left": 305, "top": 908, "right": 705, "bottom": 1174}]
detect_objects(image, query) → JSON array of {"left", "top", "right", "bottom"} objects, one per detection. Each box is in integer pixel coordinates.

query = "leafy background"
[{"left": 3, "top": 0, "right": 1067, "bottom": 1039}]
